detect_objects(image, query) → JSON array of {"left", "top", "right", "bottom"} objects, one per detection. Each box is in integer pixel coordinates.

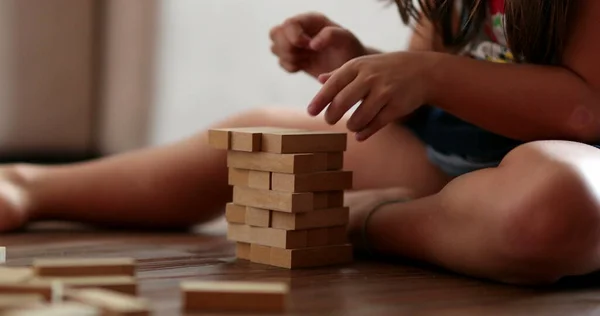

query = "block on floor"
[
  {"left": 32, "top": 258, "right": 135, "bottom": 277},
  {"left": 233, "top": 187, "right": 313, "bottom": 213},
  {"left": 2, "top": 302, "right": 100, "bottom": 316},
  {"left": 0, "top": 294, "right": 45, "bottom": 311},
  {"left": 0, "top": 283, "right": 56, "bottom": 301},
  {"left": 245, "top": 207, "right": 271, "bottom": 227},
  {"left": 227, "top": 224, "right": 251, "bottom": 243},
  {"left": 228, "top": 168, "right": 271, "bottom": 190},
  {"left": 261, "top": 131, "right": 347, "bottom": 153},
  {"left": 271, "top": 170, "right": 352, "bottom": 192},
  {"left": 181, "top": 280, "right": 288, "bottom": 313},
  {"left": 249, "top": 244, "right": 271, "bottom": 265},
  {"left": 65, "top": 288, "right": 151, "bottom": 316},
  {"left": 271, "top": 207, "right": 349, "bottom": 230},
  {"left": 0, "top": 267, "right": 35, "bottom": 283},
  {"left": 250, "top": 227, "right": 307, "bottom": 249},
  {"left": 227, "top": 151, "right": 341, "bottom": 174},
  {"left": 236, "top": 243, "right": 251, "bottom": 260},
  {"left": 29, "top": 276, "right": 137, "bottom": 296},
  {"left": 270, "top": 244, "right": 353, "bottom": 269},
  {"left": 225, "top": 203, "right": 246, "bottom": 224},
  {"left": 313, "top": 191, "right": 344, "bottom": 209}
]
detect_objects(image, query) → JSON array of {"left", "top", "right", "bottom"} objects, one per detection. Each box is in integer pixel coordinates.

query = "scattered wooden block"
[
  {"left": 228, "top": 168, "right": 271, "bottom": 190},
  {"left": 0, "top": 294, "right": 45, "bottom": 311},
  {"left": 306, "top": 228, "right": 329, "bottom": 247},
  {"left": 227, "top": 224, "right": 251, "bottom": 243},
  {"left": 271, "top": 170, "right": 352, "bottom": 192},
  {"left": 65, "top": 288, "right": 151, "bottom": 316},
  {"left": 250, "top": 227, "right": 307, "bottom": 249},
  {"left": 2, "top": 302, "right": 100, "bottom": 316},
  {"left": 249, "top": 244, "right": 271, "bottom": 265},
  {"left": 270, "top": 244, "right": 353, "bottom": 269},
  {"left": 227, "top": 151, "right": 341, "bottom": 174},
  {"left": 236, "top": 243, "right": 251, "bottom": 260},
  {"left": 32, "top": 258, "right": 135, "bottom": 277},
  {"left": 313, "top": 191, "right": 344, "bottom": 209},
  {"left": 29, "top": 276, "right": 137, "bottom": 296},
  {"left": 0, "top": 267, "right": 35, "bottom": 283},
  {"left": 0, "top": 283, "right": 56, "bottom": 301},
  {"left": 225, "top": 203, "right": 246, "bottom": 224},
  {"left": 261, "top": 131, "right": 347, "bottom": 153},
  {"left": 0, "top": 247, "right": 5, "bottom": 263},
  {"left": 271, "top": 207, "right": 349, "bottom": 230},
  {"left": 245, "top": 207, "right": 271, "bottom": 227},
  {"left": 181, "top": 280, "right": 288, "bottom": 313},
  {"left": 233, "top": 186, "right": 313, "bottom": 213}
]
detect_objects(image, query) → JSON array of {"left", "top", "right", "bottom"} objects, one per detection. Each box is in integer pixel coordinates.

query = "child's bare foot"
[
  {"left": 0, "top": 165, "right": 32, "bottom": 231},
  {"left": 345, "top": 187, "right": 416, "bottom": 252}
]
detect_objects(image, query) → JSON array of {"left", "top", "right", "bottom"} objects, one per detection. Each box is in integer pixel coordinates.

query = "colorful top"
[{"left": 462, "top": 0, "right": 514, "bottom": 63}]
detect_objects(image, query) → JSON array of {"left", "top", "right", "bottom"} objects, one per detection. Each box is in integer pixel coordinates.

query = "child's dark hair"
[{"left": 393, "top": 0, "right": 574, "bottom": 65}]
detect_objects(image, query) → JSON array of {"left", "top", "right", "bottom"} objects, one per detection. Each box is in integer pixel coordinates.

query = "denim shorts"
[
  {"left": 425, "top": 146, "right": 501, "bottom": 177},
  {"left": 403, "top": 106, "right": 521, "bottom": 177}
]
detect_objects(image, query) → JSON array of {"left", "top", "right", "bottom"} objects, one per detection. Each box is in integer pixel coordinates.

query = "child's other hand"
[
  {"left": 307, "top": 52, "right": 433, "bottom": 141},
  {"left": 269, "top": 12, "right": 367, "bottom": 78}
]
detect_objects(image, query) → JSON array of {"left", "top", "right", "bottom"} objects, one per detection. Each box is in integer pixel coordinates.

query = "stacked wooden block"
[{"left": 209, "top": 127, "right": 354, "bottom": 269}]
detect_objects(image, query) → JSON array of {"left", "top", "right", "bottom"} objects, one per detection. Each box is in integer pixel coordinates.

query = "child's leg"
[
  {"left": 0, "top": 107, "right": 450, "bottom": 231},
  {"left": 353, "top": 141, "right": 600, "bottom": 284}
]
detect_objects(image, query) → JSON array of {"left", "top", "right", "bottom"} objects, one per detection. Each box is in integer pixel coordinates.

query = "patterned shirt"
[{"left": 463, "top": 0, "right": 514, "bottom": 63}]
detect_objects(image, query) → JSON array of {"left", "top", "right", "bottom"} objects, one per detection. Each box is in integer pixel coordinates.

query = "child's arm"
[{"left": 307, "top": 1, "right": 600, "bottom": 143}]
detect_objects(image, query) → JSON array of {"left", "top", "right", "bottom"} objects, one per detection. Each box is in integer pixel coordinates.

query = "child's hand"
[
  {"left": 269, "top": 12, "right": 367, "bottom": 78},
  {"left": 307, "top": 52, "right": 433, "bottom": 141}
]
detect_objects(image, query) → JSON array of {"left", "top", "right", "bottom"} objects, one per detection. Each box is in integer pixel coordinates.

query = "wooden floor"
[{"left": 3, "top": 223, "right": 600, "bottom": 316}]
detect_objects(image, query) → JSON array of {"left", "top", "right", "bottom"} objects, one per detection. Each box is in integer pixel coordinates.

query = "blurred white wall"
[{"left": 150, "top": 0, "right": 412, "bottom": 145}]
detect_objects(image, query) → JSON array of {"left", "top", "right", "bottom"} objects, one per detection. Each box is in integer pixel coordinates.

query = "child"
[{"left": 1, "top": 0, "right": 600, "bottom": 285}]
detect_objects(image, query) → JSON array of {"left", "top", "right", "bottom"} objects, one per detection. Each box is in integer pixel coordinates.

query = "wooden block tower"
[{"left": 208, "top": 127, "right": 353, "bottom": 269}]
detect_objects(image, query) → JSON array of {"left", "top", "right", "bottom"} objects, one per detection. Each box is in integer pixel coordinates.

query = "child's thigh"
[{"left": 213, "top": 107, "right": 451, "bottom": 197}]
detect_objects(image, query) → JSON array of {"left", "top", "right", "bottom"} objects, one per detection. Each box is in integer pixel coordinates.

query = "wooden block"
[
  {"left": 228, "top": 168, "right": 271, "bottom": 190},
  {"left": 313, "top": 191, "right": 344, "bottom": 209},
  {"left": 245, "top": 207, "right": 271, "bottom": 227},
  {"left": 250, "top": 227, "right": 307, "bottom": 249},
  {"left": 306, "top": 228, "right": 329, "bottom": 247},
  {"left": 225, "top": 203, "right": 246, "bottom": 224},
  {"left": 271, "top": 170, "right": 352, "bottom": 192},
  {"left": 181, "top": 280, "right": 288, "bottom": 313},
  {"left": 2, "top": 302, "right": 100, "bottom": 316},
  {"left": 65, "top": 288, "right": 151, "bottom": 316},
  {"left": 249, "top": 244, "right": 271, "bottom": 265},
  {"left": 328, "top": 226, "right": 348, "bottom": 244},
  {"left": 271, "top": 207, "right": 349, "bottom": 230},
  {"left": 0, "top": 247, "right": 5, "bottom": 263},
  {"left": 233, "top": 186, "right": 313, "bottom": 213},
  {"left": 207, "top": 129, "right": 231, "bottom": 150},
  {"left": 32, "top": 258, "right": 135, "bottom": 277},
  {"left": 327, "top": 152, "right": 344, "bottom": 170},
  {"left": 0, "top": 283, "right": 55, "bottom": 301},
  {"left": 227, "top": 224, "right": 251, "bottom": 243},
  {"left": 228, "top": 151, "right": 339, "bottom": 174},
  {"left": 0, "top": 294, "right": 45, "bottom": 311},
  {"left": 261, "top": 131, "right": 347, "bottom": 153},
  {"left": 0, "top": 267, "right": 35, "bottom": 283},
  {"left": 236, "top": 243, "right": 251, "bottom": 260},
  {"left": 29, "top": 276, "right": 137, "bottom": 296},
  {"left": 270, "top": 244, "right": 353, "bottom": 269}
]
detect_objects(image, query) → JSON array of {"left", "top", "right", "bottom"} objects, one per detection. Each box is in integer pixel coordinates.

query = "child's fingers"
[
  {"left": 309, "top": 26, "right": 348, "bottom": 51},
  {"left": 324, "top": 79, "right": 370, "bottom": 125},
  {"left": 307, "top": 67, "right": 358, "bottom": 116},
  {"left": 282, "top": 20, "right": 312, "bottom": 48},
  {"left": 354, "top": 105, "right": 395, "bottom": 141},
  {"left": 317, "top": 72, "right": 333, "bottom": 84},
  {"left": 346, "top": 91, "right": 388, "bottom": 132}
]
